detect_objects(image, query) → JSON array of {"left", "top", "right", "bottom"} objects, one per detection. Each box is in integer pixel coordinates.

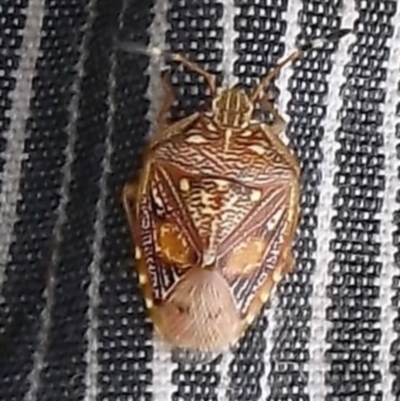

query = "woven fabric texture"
[{"left": 0, "top": 0, "right": 399, "bottom": 400}]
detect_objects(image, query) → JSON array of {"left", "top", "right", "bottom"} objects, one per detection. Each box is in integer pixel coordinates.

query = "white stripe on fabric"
[
  {"left": 377, "top": 4, "right": 400, "bottom": 400},
  {"left": 0, "top": 0, "right": 45, "bottom": 299},
  {"left": 259, "top": 2, "right": 301, "bottom": 398},
  {"left": 152, "top": 339, "right": 177, "bottom": 401},
  {"left": 146, "top": 0, "right": 170, "bottom": 139},
  {"left": 24, "top": 0, "right": 99, "bottom": 400},
  {"left": 221, "top": 0, "right": 239, "bottom": 87},
  {"left": 152, "top": 337, "right": 176, "bottom": 401},
  {"left": 307, "top": 3, "right": 357, "bottom": 401},
  {"left": 275, "top": 0, "right": 302, "bottom": 146},
  {"left": 216, "top": 349, "right": 234, "bottom": 401},
  {"left": 146, "top": 1, "right": 177, "bottom": 400}
]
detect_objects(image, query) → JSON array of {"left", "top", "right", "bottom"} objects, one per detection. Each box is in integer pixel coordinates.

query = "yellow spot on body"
[
  {"left": 207, "top": 123, "right": 217, "bottom": 132},
  {"left": 249, "top": 144, "right": 265, "bottom": 155},
  {"left": 226, "top": 239, "right": 265, "bottom": 276},
  {"left": 138, "top": 272, "right": 147, "bottom": 285},
  {"left": 272, "top": 268, "right": 283, "bottom": 283},
  {"left": 151, "top": 186, "right": 163, "bottom": 208},
  {"left": 179, "top": 178, "right": 190, "bottom": 192},
  {"left": 224, "top": 128, "right": 233, "bottom": 152},
  {"left": 157, "top": 222, "right": 192, "bottom": 266},
  {"left": 145, "top": 297, "right": 154, "bottom": 309},
  {"left": 135, "top": 247, "right": 142, "bottom": 260},
  {"left": 259, "top": 290, "right": 270, "bottom": 304},
  {"left": 250, "top": 189, "right": 261, "bottom": 202},
  {"left": 214, "top": 179, "right": 230, "bottom": 191},
  {"left": 186, "top": 134, "right": 208, "bottom": 144},
  {"left": 203, "top": 250, "right": 216, "bottom": 266},
  {"left": 245, "top": 312, "right": 256, "bottom": 325}
]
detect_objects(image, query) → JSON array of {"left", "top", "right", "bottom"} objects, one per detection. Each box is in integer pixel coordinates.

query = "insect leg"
[
  {"left": 171, "top": 53, "right": 217, "bottom": 96},
  {"left": 122, "top": 182, "right": 138, "bottom": 238},
  {"left": 156, "top": 71, "right": 177, "bottom": 132},
  {"left": 150, "top": 112, "right": 200, "bottom": 149},
  {"left": 121, "top": 158, "right": 153, "bottom": 228},
  {"left": 282, "top": 182, "right": 300, "bottom": 275},
  {"left": 115, "top": 41, "right": 216, "bottom": 95},
  {"left": 250, "top": 49, "right": 302, "bottom": 103},
  {"left": 251, "top": 29, "right": 352, "bottom": 103}
]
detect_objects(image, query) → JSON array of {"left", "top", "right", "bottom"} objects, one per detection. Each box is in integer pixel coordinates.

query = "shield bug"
[{"left": 121, "top": 29, "right": 351, "bottom": 357}]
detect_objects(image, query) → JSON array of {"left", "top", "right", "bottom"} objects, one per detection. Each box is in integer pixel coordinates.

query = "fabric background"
[{"left": 0, "top": 0, "right": 399, "bottom": 400}]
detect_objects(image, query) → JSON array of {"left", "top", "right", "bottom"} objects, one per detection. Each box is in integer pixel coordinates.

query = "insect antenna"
[
  {"left": 114, "top": 37, "right": 217, "bottom": 95},
  {"left": 298, "top": 28, "right": 352, "bottom": 52},
  {"left": 250, "top": 28, "right": 352, "bottom": 102},
  {"left": 114, "top": 38, "right": 173, "bottom": 61}
]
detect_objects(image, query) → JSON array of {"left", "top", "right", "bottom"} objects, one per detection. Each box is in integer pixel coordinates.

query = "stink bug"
[{"left": 121, "top": 30, "right": 351, "bottom": 357}]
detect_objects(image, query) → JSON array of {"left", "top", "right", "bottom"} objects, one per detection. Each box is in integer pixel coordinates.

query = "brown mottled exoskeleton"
[{"left": 121, "top": 30, "right": 351, "bottom": 359}]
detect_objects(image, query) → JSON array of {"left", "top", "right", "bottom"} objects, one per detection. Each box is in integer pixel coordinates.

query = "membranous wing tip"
[{"left": 171, "top": 347, "right": 223, "bottom": 365}]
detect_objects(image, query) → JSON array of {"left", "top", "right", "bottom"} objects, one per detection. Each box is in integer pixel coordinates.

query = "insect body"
[{"left": 122, "top": 30, "right": 350, "bottom": 356}]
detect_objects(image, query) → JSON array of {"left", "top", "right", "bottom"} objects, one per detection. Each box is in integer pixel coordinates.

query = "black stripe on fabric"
[
  {"left": 327, "top": 1, "right": 396, "bottom": 399},
  {"left": 96, "top": 1, "right": 154, "bottom": 401},
  {"left": 227, "top": 1, "right": 287, "bottom": 400},
  {"left": 166, "top": 0, "right": 224, "bottom": 121},
  {"left": 164, "top": 1, "right": 224, "bottom": 400},
  {"left": 0, "top": 1, "right": 91, "bottom": 400},
  {"left": 0, "top": 2, "right": 27, "bottom": 187},
  {"left": 264, "top": 2, "right": 347, "bottom": 400},
  {"left": 392, "top": 79, "right": 400, "bottom": 396},
  {"left": 34, "top": 1, "right": 109, "bottom": 399},
  {"left": 233, "top": 0, "right": 287, "bottom": 89}
]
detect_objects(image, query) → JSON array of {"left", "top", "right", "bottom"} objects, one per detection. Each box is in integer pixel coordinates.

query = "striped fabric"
[{"left": 0, "top": 0, "right": 399, "bottom": 400}]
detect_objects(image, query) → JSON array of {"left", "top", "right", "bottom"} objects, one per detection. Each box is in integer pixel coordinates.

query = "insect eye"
[
  {"left": 156, "top": 222, "right": 194, "bottom": 268},
  {"left": 225, "top": 238, "right": 265, "bottom": 276}
]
